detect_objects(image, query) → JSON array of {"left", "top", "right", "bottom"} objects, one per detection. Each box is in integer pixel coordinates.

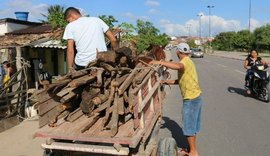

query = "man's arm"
[
  {"left": 105, "top": 30, "right": 117, "bottom": 50},
  {"left": 66, "top": 39, "right": 75, "bottom": 72},
  {"left": 162, "top": 79, "right": 178, "bottom": 85},
  {"left": 151, "top": 60, "right": 184, "bottom": 71}
]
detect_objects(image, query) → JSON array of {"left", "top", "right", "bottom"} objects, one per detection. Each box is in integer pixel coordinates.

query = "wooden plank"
[
  {"left": 39, "top": 107, "right": 61, "bottom": 127},
  {"left": 118, "top": 69, "right": 139, "bottom": 95},
  {"left": 56, "top": 87, "right": 76, "bottom": 97},
  {"left": 102, "top": 83, "right": 116, "bottom": 127},
  {"left": 70, "top": 70, "right": 89, "bottom": 79},
  {"left": 68, "top": 75, "right": 96, "bottom": 88},
  {"left": 35, "top": 118, "right": 136, "bottom": 146},
  {"left": 60, "top": 92, "right": 76, "bottom": 103},
  {"left": 110, "top": 93, "right": 119, "bottom": 137},
  {"left": 38, "top": 98, "right": 62, "bottom": 116},
  {"left": 66, "top": 108, "right": 84, "bottom": 122},
  {"left": 117, "top": 95, "right": 125, "bottom": 115},
  {"left": 41, "top": 142, "right": 129, "bottom": 155},
  {"left": 46, "top": 79, "right": 71, "bottom": 91},
  {"left": 37, "top": 92, "right": 55, "bottom": 104},
  {"left": 132, "top": 70, "right": 154, "bottom": 94},
  {"left": 39, "top": 104, "right": 70, "bottom": 127},
  {"left": 81, "top": 113, "right": 100, "bottom": 133},
  {"left": 139, "top": 81, "right": 160, "bottom": 112},
  {"left": 132, "top": 68, "right": 151, "bottom": 85},
  {"left": 93, "top": 100, "right": 110, "bottom": 114}
]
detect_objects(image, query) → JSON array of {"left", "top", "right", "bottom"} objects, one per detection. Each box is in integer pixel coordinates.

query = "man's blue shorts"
[{"left": 182, "top": 94, "right": 202, "bottom": 136}]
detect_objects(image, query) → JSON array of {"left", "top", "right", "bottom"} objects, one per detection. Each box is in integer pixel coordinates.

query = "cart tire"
[
  {"left": 43, "top": 150, "right": 53, "bottom": 156},
  {"left": 157, "top": 138, "right": 177, "bottom": 156},
  {"left": 43, "top": 150, "right": 63, "bottom": 156}
]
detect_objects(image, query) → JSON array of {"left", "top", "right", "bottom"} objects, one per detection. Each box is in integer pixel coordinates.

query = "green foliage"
[
  {"left": 233, "top": 30, "right": 253, "bottom": 51},
  {"left": 212, "top": 24, "right": 270, "bottom": 52},
  {"left": 135, "top": 20, "right": 168, "bottom": 53},
  {"left": 98, "top": 15, "right": 118, "bottom": 28},
  {"left": 119, "top": 22, "right": 136, "bottom": 41},
  {"left": 254, "top": 24, "right": 270, "bottom": 51},
  {"left": 42, "top": 5, "right": 67, "bottom": 29},
  {"left": 187, "top": 39, "right": 196, "bottom": 48},
  {"left": 212, "top": 31, "right": 237, "bottom": 51}
]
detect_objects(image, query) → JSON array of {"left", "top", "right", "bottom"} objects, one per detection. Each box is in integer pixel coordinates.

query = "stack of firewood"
[{"left": 34, "top": 47, "right": 160, "bottom": 137}]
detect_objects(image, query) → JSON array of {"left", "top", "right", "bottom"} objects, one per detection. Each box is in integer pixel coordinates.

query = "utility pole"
[
  {"left": 249, "top": 0, "right": 251, "bottom": 32},
  {"left": 186, "top": 24, "right": 192, "bottom": 37},
  {"left": 207, "top": 5, "right": 214, "bottom": 51},
  {"left": 197, "top": 14, "right": 203, "bottom": 39}
]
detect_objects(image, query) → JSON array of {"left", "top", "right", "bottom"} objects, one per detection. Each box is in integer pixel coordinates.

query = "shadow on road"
[
  {"left": 161, "top": 116, "right": 188, "bottom": 149},
  {"left": 227, "top": 87, "right": 247, "bottom": 97}
]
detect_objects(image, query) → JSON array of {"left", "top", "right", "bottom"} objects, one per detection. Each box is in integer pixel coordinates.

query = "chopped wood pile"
[{"left": 34, "top": 47, "right": 164, "bottom": 137}]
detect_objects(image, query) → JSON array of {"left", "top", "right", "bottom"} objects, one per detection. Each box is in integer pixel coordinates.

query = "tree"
[
  {"left": 119, "top": 22, "right": 136, "bottom": 41},
  {"left": 99, "top": 15, "right": 118, "bottom": 29},
  {"left": 212, "top": 31, "right": 237, "bottom": 51},
  {"left": 254, "top": 24, "right": 270, "bottom": 52},
  {"left": 233, "top": 30, "right": 253, "bottom": 51},
  {"left": 186, "top": 39, "right": 196, "bottom": 48},
  {"left": 42, "top": 5, "right": 67, "bottom": 29},
  {"left": 135, "top": 19, "right": 168, "bottom": 53}
]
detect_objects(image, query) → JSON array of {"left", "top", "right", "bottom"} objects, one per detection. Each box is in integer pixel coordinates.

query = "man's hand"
[
  {"left": 149, "top": 60, "right": 162, "bottom": 65},
  {"left": 161, "top": 79, "right": 177, "bottom": 85},
  {"left": 68, "top": 67, "right": 76, "bottom": 74}
]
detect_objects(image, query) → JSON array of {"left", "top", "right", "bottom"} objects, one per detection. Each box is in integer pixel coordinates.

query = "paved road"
[{"left": 160, "top": 51, "right": 270, "bottom": 156}]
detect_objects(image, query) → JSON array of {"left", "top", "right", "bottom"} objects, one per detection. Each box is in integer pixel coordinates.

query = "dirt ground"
[{"left": 0, "top": 118, "right": 45, "bottom": 156}]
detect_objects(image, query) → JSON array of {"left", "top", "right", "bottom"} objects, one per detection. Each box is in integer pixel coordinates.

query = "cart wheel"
[
  {"left": 157, "top": 138, "right": 177, "bottom": 156},
  {"left": 43, "top": 150, "right": 63, "bottom": 156},
  {"left": 43, "top": 150, "right": 54, "bottom": 156}
]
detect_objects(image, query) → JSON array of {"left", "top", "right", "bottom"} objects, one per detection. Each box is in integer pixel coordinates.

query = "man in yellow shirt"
[{"left": 151, "top": 43, "right": 202, "bottom": 156}]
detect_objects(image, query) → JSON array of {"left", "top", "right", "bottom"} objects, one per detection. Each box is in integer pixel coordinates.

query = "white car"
[{"left": 190, "top": 48, "right": 204, "bottom": 58}]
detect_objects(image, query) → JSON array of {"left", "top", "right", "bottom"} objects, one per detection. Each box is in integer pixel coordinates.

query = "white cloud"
[
  {"left": 249, "top": 18, "right": 262, "bottom": 31},
  {"left": 159, "top": 13, "right": 244, "bottom": 37},
  {"left": 123, "top": 12, "right": 149, "bottom": 21},
  {"left": 0, "top": 0, "right": 49, "bottom": 21},
  {"left": 148, "top": 9, "right": 158, "bottom": 14},
  {"left": 145, "top": 0, "right": 160, "bottom": 7}
]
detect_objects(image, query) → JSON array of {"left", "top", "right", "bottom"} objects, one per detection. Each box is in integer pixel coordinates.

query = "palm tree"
[{"left": 41, "top": 5, "right": 66, "bottom": 29}]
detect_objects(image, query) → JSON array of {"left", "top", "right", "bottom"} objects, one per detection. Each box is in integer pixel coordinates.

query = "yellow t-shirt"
[{"left": 178, "top": 57, "right": 201, "bottom": 99}]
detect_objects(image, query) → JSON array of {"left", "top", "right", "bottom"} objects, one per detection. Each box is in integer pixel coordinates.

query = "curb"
[{"left": 207, "top": 54, "right": 245, "bottom": 61}]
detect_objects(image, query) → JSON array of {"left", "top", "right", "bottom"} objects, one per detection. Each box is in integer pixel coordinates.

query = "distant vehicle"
[{"left": 190, "top": 48, "right": 204, "bottom": 58}]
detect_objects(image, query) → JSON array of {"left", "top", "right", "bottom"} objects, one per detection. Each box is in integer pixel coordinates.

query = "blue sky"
[{"left": 0, "top": 0, "right": 269, "bottom": 37}]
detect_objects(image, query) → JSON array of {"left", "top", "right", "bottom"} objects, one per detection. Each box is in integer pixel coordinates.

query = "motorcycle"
[{"left": 249, "top": 64, "right": 270, "bottom": 102}]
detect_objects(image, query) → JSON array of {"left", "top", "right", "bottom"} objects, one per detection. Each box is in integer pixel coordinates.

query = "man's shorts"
[{"left": 182, "top": 94, "right": 202, "bottom": 136}]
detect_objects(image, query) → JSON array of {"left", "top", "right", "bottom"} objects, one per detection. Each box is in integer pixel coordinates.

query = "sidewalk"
[{"left": 208, "top": 51, "right": 270, "bottom": 62}]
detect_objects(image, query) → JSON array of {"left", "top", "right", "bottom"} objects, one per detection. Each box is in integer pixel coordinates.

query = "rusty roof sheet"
[
  {"left": 0, "top": 33, "right": 52, "bottom": 48},
  {"left": 0, "top": 29, "right": 63, "bottom": 48}
]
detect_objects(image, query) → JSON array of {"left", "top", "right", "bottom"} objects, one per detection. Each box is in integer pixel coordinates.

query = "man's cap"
[{"left": 176, "top": 43, "right": 190, "bottom": 53}]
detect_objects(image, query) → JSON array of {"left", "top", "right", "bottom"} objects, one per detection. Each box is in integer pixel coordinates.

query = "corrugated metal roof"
[{"left": 28, "top": 38, "right": 66, "bottom": 49}]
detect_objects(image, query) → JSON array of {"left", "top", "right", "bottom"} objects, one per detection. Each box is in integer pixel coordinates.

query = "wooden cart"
[{"left": 35, "top": 68, "right": 178, "bottom": 156}]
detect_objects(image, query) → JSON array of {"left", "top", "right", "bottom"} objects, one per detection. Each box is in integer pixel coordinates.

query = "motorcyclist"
[{"left": 244, "top": 49, "right": 268, "bottom": 94}]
